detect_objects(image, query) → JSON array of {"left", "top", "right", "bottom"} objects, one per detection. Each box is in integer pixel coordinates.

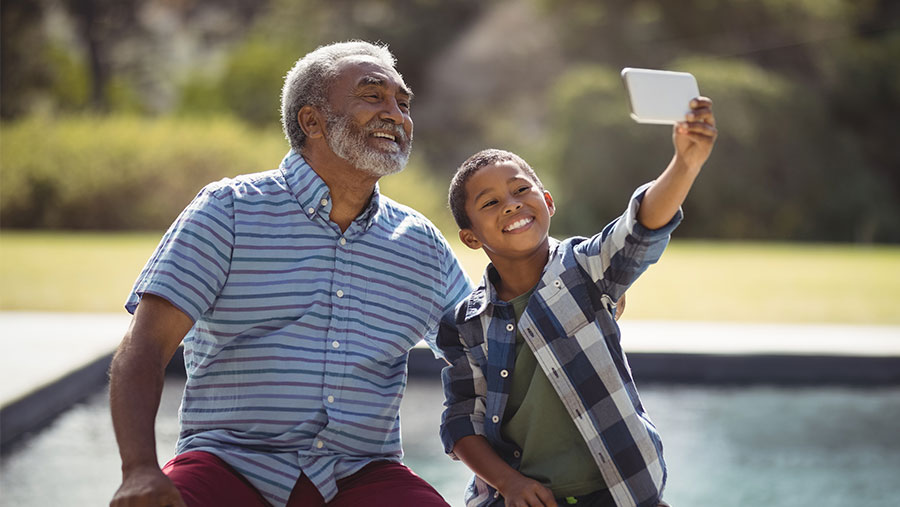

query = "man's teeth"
[
  {"left": 504, "top": 217, "right": 533, "bottom": 232},
  {"left": 373, "top": 132, "right": 396, "bottom": 141}
]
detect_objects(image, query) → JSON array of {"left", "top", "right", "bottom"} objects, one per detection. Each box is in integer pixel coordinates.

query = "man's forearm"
[{"left": 109, "top": 343, "right": 168, "bottom": 472}]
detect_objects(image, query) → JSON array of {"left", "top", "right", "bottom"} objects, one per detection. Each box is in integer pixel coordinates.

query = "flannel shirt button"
[
  {"left": 506, "top": 323, "right": 514, "bottom": 332},
  {"left": 500, "top": 369, "right": 509, "bottom": 378},
  {"left": 553, "top": 279, "right": 562, "bottom": 288},
  {"left": 308, "top": 207, "right": 316, "bottom": 215},
  {"left": 514, "top": 450, "right": 521, "bottom": 458},
  {"left": 339, "top": 237, "right": 347, "bottom": 246},
  {"left": 492, "top": 415, "right": 499, "bottom": 423}
]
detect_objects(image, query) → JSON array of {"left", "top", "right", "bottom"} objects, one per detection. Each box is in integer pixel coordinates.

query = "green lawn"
[{"left": 2, "top": 231, "right": 898, "bottom": 325}]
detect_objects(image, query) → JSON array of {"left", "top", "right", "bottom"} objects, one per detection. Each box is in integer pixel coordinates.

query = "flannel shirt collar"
[
  {"left": 280, "top": 150, "right": 381, "bottom": 231},
  {"left": 463, "top": 237, "right": 562, "bottom": 322}
]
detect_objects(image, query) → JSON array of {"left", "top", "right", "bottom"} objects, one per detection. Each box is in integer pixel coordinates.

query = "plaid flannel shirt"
[{"left": 438, "top": 184, "right": 682, "bottom": 507}]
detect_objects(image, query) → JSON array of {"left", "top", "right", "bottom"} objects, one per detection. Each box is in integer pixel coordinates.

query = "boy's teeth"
[{"left": 505, "top": 217, "right": 532, "bottom": 231}]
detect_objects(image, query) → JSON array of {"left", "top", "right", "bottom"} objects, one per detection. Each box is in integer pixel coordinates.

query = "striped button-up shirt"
[
  {"left": 127, "top": 151, "right": 472, "bottom": 506},
  {"left": 438, "top": 184, "right": 681, "bottom": 507}
]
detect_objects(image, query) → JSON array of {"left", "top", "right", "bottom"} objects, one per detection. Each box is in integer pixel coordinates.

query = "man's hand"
[
  {"left": 110, "top": 465, "right": 186, "bottom": 507},
  {"left": 497, "top": 472, "right": 557, "bottom": 507},
  {"left": 673, "top": 97, "right": 717, "bottom": 172}
]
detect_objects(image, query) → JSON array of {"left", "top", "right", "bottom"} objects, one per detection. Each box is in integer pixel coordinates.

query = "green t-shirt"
[{"left": 501, "top": 289, "right": 606, "bottom": 497}]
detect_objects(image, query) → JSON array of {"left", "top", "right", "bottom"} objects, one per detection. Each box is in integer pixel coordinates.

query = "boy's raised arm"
[{"left": 637, "top": 97, "right": 717, "bottom": 230}]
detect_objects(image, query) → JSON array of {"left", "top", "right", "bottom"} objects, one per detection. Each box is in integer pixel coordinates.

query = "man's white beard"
[{"left": 324, "top": 111, "right": 412, "bottom": 177}]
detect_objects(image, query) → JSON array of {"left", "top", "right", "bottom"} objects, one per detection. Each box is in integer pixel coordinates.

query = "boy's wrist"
[{"left": 671, "top": 153, "right": 702, "bottom": 175}]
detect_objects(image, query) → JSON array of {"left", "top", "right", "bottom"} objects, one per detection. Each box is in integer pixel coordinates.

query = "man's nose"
[{"left": 379, "top": 97, "right": 404, "bottom": 124}]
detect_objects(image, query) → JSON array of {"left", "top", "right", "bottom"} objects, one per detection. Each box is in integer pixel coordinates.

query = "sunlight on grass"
[
  {"left": 2, "top": 231, "right": 898, "bottom": 324},
  {"left": 0, "top": 231, "right": 162, "bottom": 312}
]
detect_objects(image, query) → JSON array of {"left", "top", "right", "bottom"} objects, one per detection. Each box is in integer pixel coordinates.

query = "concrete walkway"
[{"left": 2, "top": 312, "right": 899, "bottom": 449}]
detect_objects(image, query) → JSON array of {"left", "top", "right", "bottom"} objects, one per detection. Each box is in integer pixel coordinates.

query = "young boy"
[{"left": 438, "top": 98, "right": 717, "bottom": 507}]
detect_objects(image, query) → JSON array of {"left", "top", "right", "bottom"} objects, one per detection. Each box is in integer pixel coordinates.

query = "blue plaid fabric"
[{"left": 438, "top": 184, "right": 681, "bottom": 507}]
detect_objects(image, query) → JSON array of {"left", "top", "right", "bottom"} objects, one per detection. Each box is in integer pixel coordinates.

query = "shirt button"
[
  {"left": 321, "top": 198, "right": 328, "bottom": 206},
  {"left": 491, "top": 415, "right": 499, "bottom": 423},
  {"left": 339, "top": 237, "right": 347, "bottom": 246},
  {"left": 327, "top": 395, "right": 335, "bottom": 403},
  {"left": 332, "top": 340, "right": 340, "bottom": 349},
  {"left": 316, "top": 440, "right": 324, "bottom": 449},
  {"left": 553, "top": 280, "right": 562, "bottom": 288},
  {"left": 514, "top": 450, "right": 521, "bottom": 458},
  {"left": 500, "top": 369, "right": 509, "bottom": 378},
  {"left": 336, "top": 289, "right": 344, "bottom": 298},
  {"left": 308, "top": 207, "right": 316, "bottom": 215},
  {"left": 506, "top": 323, "right": 514, "bottom": 332}
]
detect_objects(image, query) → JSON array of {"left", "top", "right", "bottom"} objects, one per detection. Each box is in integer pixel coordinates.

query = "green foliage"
[
  {"left": 177, "top": 37, "right": 298, "bottom": 126},
  {"left": 1, "top": 115, "right": 286, "bottom": 229},
  {"left": 542, "top": 57, "right": 900, "bottom": 242},
  {"left": 44, "top": 42, "right": 91, "bottom": 111},
  {"left": 218, "top": 39, "right": 299, "bottom": 127},
  {"left": 0, "top": 114, "right": 457, "bottom": 233}
]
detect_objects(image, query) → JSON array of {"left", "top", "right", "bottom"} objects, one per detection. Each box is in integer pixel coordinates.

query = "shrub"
[{"left": 0, "top": 114, "right": 455, "bottom": 233}]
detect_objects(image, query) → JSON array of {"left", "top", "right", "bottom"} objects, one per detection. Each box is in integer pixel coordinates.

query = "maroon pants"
[{"left": 163, "top": 451, "right": 449, "bottom": 507}]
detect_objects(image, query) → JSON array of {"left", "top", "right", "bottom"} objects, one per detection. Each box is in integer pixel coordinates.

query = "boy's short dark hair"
[{"left": 448, "top": 149, "right": 545, "bottom": 230}]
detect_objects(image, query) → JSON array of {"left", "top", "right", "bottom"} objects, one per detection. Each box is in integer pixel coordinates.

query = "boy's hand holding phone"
[{"left": 673, "top": 97, "right": 717, "bottom": 173}]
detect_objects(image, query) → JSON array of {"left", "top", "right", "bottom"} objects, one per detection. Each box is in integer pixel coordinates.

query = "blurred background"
[{"left": 1, "top": 0, "right": 899, "bottom": 506}]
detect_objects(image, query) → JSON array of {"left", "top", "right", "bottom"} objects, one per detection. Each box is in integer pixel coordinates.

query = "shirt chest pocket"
[
  {"left": 359, "top": 275, "right": 437, "bottom": 361},
  {"left": 535, "top": 278, "right": 593, "bottom": 337}
]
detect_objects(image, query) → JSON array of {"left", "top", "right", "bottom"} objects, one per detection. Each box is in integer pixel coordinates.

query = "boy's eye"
[
  {"left": 516, "top": 185, "right": 530, "bottom": 194},
  {"left": 480, "top": 199, "right": 498, "bottom": 209}
]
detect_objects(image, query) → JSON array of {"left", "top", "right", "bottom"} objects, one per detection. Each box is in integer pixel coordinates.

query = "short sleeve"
[
  {"left": 125, "top": 183, "right": 236, "bottom": 322},
  {"left": 420, "top": 231, "right": 474, "bottom": 358}
]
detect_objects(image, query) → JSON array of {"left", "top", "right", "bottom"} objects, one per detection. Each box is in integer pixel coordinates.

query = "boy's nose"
[{"left": 504, "top": 202, "right": 522, "bottom": 214}]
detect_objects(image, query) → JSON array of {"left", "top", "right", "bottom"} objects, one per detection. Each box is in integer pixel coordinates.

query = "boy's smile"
[{"left": 459, "top": 161, "right": 555, "bottom": 260}]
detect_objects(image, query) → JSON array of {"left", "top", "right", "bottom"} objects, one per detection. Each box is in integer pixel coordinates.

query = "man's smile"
[{"left": 372, "top": 131, "right": 397, "bottom": 141}]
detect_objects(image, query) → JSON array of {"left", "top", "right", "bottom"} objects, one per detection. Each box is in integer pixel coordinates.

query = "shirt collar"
[
  {"left": 280, "top": 150, "right": 381, "bottom": 231},
  {"left": 463, "top": 238, "right": 561, "bottom": 322}
]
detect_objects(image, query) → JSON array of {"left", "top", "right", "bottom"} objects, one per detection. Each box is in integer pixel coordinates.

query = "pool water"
[{"left": 2, "top": 378, "right": 898, "bottom": 506}]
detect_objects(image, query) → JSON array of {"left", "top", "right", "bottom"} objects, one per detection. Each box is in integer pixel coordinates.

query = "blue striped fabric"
[{"left": 126, "top": 151, "right": 473, "bottom": 506}]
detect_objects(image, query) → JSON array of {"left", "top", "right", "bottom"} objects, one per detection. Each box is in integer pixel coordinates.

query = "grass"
[{"left": 2, "top": 231, "right": 898, "bottom": 325}]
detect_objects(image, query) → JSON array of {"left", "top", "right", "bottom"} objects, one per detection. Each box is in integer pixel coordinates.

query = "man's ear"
[
  {"left": 544, "top": 190, "right": 556, "bottom": 217},
  {"left": 459, "top": 228, "right": 483, "bottom": 250},
  {"left": 298, "top": 105, "right": 324, "bottom": 140}
]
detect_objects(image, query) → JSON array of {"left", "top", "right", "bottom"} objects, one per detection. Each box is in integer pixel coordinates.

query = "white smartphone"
[{"left": 621, "top": 68, "right": 699, "bottom": 124}]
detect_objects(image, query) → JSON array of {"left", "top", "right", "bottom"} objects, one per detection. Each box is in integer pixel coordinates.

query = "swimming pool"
[{"left": 2, "top": 377, "right": 898, "bottom": 506}]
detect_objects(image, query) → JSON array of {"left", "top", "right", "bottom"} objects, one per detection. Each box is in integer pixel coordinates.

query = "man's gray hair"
[{"left": 281, "top": 41, "right": 397, "bottom": 154}]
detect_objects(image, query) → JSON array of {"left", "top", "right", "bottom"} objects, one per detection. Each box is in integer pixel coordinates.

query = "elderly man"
[{"left": 109, "top": 41, "right": 472, "bottom": 507}]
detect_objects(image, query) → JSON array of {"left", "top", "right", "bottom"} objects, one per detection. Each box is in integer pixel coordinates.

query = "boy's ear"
[
  {"left": 544, "top": 190, "right": 556, "bottom": 217},
  {"left": 298, "top": 105, "right": 325, "bottom": 140},
  {"left": 458, "top": 228, "right": 483, "bottom": 250}
]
